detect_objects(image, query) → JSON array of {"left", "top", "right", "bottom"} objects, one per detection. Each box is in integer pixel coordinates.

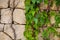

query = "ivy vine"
[{"left": 24, "top": 0, "right": 60, "bottom": 40}]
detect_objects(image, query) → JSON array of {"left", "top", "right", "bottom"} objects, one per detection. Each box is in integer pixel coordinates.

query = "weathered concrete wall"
[{"left": 0, "top": 0, "right": 26, "bottom": 40}]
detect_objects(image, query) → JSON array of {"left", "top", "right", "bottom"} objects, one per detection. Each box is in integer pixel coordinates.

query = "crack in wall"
[{"left": 0, "top": 0, "right": 24, "bottom": 40}]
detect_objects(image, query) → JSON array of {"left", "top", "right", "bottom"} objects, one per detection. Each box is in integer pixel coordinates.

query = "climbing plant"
[{"left": 24, "top": 0, "right": 60, "bottom": 40}]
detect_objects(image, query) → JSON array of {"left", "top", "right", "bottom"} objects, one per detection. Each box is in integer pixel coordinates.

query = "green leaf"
[
  {"left": 31, "top": 10, "right": 35, "bottom": 16},
  {"left": 25, "top": 0, "right": 31, "bottom": 5},
  {"left": 35, "top": 30, "right": 39, "bottom": 36},
  {"left": 31, "top": 0, "right": 36, "bottom": 4},
  {"left": 34, "top": 18, "right": 38, "bottom": 24},
  {"left": 25, "top": 5, "right": 30, "bottom": 12},
  {"left": 36, "top": 7, "right": 39, "bottom": 12},
  {"left": 49, "top": 11, "right": 56, "bottom": 16},
  {"left": 47, "top": 27, "right": 57, "bottom": 34},
  {"left": 36, "top": 0, "right": 42, "bottom": 3},
  {"left": 44, "top": 0, "right": 48, "bottom": 4},
  {"left": 55, "top": 0, "right": 60, "bottom": 6},
  {"left": 39, "top": 14, "right": 45, "bottom": 26},
  {"left": 55, "top": 15, "right": 60, "bottom": 24},
  {"left": 24, "top": 30, "right": 32, "bottom": 38},
  {"left": 42, "top": 30, "right": 49, "bottom": 38}
]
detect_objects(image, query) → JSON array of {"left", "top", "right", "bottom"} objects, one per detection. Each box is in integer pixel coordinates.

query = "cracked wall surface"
[{"left": 0, "top": 0, "right": 26, "bottom": 40}]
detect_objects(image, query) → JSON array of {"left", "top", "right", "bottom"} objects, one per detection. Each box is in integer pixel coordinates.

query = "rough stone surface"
[
  {"left": 10, "top": 0, "right": 25, "bottom": 8},
  {"left": 53, "top": 36, "right": 60, "bottom": 40},
  {"left": 0, "top": 24, "right": 25, "bottom": 40},
  {"left": 1, "top": 8, "right": 12, "bottom": 23},
  {"left": 50, "top": 16, "right": 55, "bottom": 24},
  {"left": 15, "top": 0, "right": 25, "bottom": 8},
  {"left": 4, "top": 24, "right": 14, "bottom": 39},
  {"left": 13, "top": 24, "right": 25, "bottom": 40},
  {"left": 56, "top": 28, "right": 60, "bottom": 32},
  {"left": 38, "top": 33, "right": 43, "bottom": 40},
  {"left": 13, "top": 9, "right": 26, "bottom": 24},
  {"left": 10, "top": 0, "right": 14, "bottom": 8},
  {"left": 0, "top": 0, "right": 26, "bottom": 40},
  {"left": 0, "top": 32, "right": 12, "bottom": 40},
  {"left": 0, "top": 0, "right": 8, "bottom": 8},
  {"left": 0, "top": 24, "right": 4, "bottom": 31}
]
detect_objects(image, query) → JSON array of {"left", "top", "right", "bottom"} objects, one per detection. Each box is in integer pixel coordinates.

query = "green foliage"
[
  {"left": 42, "top": 27, "right": 57, "bottom": 40},
  {"left": 44, "top": 0, "right": 48, "bottom": 4},
  {"left": 24, "top": 0, "right": 41, "bottom": 40},
  {"left": 55, "top": 0, "right": 60, "bottom": 6},
  {"left": 42, "top": 29, "right": 49, "bottom": 39},
  {"left": 24, "top": 0, "right": 60, "bottom": 40},
  {"left": 55, "top": 13, "right": 60, "bottom": 28},
  {"left": 49, "top": 11, "right": 56, "bottom": 16},
  {"left": 55, "top": 15, "right": 60, "bottom": 24}
]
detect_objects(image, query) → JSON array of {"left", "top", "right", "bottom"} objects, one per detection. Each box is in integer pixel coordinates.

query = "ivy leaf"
[
  {"left": 42, "top": 11, "right": 50, "bottom": 24},
  {"left": 33, "top": 18, "right": 39, "bottom": 29},
  {"left": 34, "top": 18, "right": 38, "bottom": 24},
  {"left": 36, "top": 0, "right": 42, "bottom": 3},
  {"left": 36, "top": 7, "right": 39, "bottom": 12},
  {"left": 25, "top": 6, "right": 30, "bottom": 12},
  {"left": 24, "top": 30, "right": 32, "bottom": 38},
  {"left": 25, "top": 24, "right": 31, "bottom": 30},
  {"left": 31, "top": 0, "right": 36, "bottom": 4},
  {"left": 40, "top": 14, "right": 45, "bottom": 26},
  {"left": 42, "top": 30, "right": 49, "bottom": 39},
  {"left": 55, "top": 15, "right": 60, "bottom": 24},
  {"left": 31, "top": 0, "right": 42, "bottom": 4},
  {"left": 55, "top": 0, "right": 60, "bottom": 6},
  {"left": 40, "top": 17, "right": 45, "bottom": 25},
  {"left": 31, "top": 10, "right": 35, "bottom": 16},
  {"left": 49, "top": 11, "right": 56, "bottom": 16},
  {"left": 44, "top": 0, "right": 48, "bottom": 4},
  {"left": 35, "top": 31, "right": 39, "bottom": 36},
  {"left": 47, "top": 27, "right": 57, "bottom": 34},
  {"left": 25, "top": 0, "right": 31, "bottom": 5}
]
